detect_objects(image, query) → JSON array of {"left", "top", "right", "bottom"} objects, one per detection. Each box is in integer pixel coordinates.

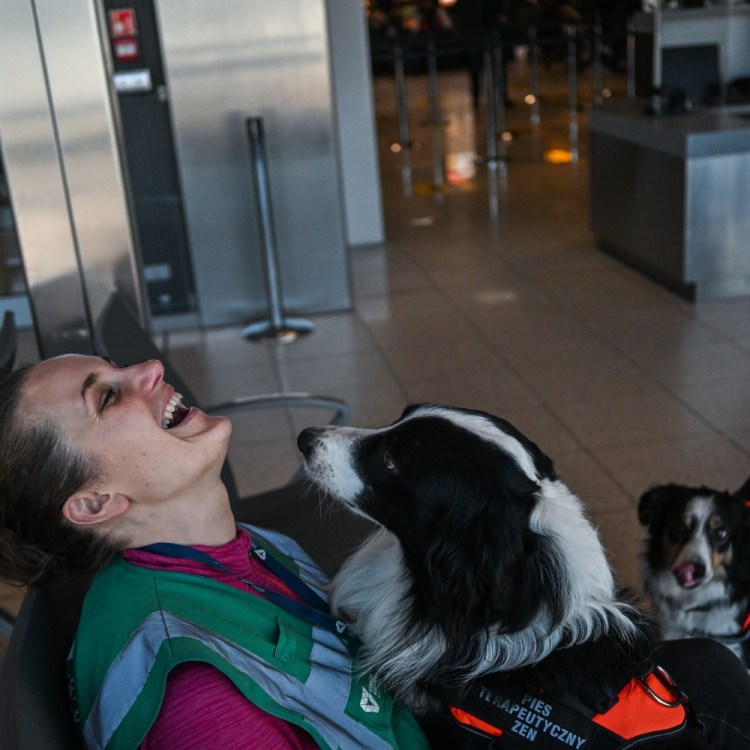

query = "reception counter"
[{"left": 588, "top": 99, "right": 750, "bottom": 300}]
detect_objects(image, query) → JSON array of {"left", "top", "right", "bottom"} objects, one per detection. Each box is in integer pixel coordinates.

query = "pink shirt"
[{"left": 122, "top": 529, "right": 318, "bottom": 749}]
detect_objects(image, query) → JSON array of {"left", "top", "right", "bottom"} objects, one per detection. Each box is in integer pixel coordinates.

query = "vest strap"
[{"left": 140, "top": 532, "right": 354, "bottom": 644}]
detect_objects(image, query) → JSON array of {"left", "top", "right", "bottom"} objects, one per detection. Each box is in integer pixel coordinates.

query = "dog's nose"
[
  {"left": 672, "top": 560, "right": 707, "bottom": 588},
  {"left": 297, "top": 427, "right": 324, "bottom": 456}
]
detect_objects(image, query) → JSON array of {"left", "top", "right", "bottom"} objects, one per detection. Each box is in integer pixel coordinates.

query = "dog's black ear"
[
  {"left": 735, "top": 477, "right": 750, "bottom": 502},
  {"left": 638, "top": 485, "right": 675, "bottom": 526}
]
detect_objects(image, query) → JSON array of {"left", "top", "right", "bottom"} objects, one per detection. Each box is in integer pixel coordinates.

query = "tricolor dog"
[
  {"left": 298, "top": 404, "right": 710, "bottom": 748},
  {"left": 639, "top": 479, "right": 750, "bottom": 665}
]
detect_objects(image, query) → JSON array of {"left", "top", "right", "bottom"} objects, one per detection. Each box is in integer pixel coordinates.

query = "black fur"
[{"left": 351, "top": 411, "right": 563, "bottom": 658}]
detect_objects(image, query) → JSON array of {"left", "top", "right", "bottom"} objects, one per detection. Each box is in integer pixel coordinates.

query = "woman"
[{"left": 0, "top": 355, "right": 430, "bottom": 750}]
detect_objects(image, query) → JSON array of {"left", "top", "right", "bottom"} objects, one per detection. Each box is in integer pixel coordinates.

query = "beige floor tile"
[
  {"left": 590, "top": 507, "right": 647, "bottom": 596},
  {"left": 591, "top": 434, "right": 750, "bottom": 501},
  {"left": 276, "top": 349, "right": 399, "bottom": 393},
  {"left": 521, "top": 349, "right": 658, "bottom": 405},
  {"left": 403, "top": 367, "right": 543, "bottom": 413},
  {"left": 381, "top": 337, "right": 510, "bottom": 386},
  {"left": 489, "top": 404, "right": 582, "bottom": 459},
  {"left": 692, "top": 297, "right": 750, "bottom": 340},
  {"left": 672, "top": 379, "right": 750, "bottom": 431},
  {"left": 549, "top": 391, "right": 714, "bottom": 450},
  {"left": 229, "top": 435, "right": 302, "bottom": 499},
  {"left": 554, "top": 452, "right": 633, "bottom": 515}
]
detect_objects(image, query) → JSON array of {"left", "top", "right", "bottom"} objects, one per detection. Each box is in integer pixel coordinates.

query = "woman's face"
[{"left": 20, "top": 355, "right": 232, "bottom": 505}]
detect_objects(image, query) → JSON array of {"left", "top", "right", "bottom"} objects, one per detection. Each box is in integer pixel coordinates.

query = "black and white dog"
[
  {"left": 298, "top": 405, "right": 707, "bottom": 748},
  {"left": 639, "top": 479, "right": 750, "bottom": 665}
]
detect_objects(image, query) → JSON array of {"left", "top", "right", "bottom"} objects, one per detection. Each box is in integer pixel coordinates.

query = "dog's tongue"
[{"left": 672, "top": 561, "right": 698, "bottom": 588}]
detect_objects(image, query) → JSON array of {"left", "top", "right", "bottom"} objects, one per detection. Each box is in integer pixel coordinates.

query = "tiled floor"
[{"left": 4, "top": 56, "right": 750, "bottom": 623}]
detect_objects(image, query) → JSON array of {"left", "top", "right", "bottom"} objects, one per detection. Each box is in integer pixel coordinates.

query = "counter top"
[
  {"left": 633, "top": 4, "right": 750, "bottom": 34},
  {"left": 588, "top": 99, "right": 750, "bottom": 158}
]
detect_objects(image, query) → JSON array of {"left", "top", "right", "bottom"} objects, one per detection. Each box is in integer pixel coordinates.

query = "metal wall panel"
[
  {"left": 0, "top": 0, "right": 91, "bottom": 355},
  {"left": 0, "top": 0, "right": 144, "bottom": 356},
  {"left": 34, "top": 0, "right": 144, "bottom": 328},
  {"left": 155, "top": 0, "right": 351, "bottom": 326}
]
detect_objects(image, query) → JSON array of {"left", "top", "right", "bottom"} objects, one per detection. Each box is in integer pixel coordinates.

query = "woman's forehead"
[{"left": 23, "top": 355, "right": 106, "bottom": 406}]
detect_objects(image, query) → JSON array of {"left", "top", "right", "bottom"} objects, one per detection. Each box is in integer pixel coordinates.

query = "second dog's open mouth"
[{"left": 672, "top": 561, "right": 702, "bottom": 588}]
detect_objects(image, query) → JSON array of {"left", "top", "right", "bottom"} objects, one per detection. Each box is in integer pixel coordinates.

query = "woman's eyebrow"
[
  {"left": 81, "top": 372, "right": 99, "bottom": 400},
  {"left": 80, "top": 358, "right": 113, "bottom": 400}
]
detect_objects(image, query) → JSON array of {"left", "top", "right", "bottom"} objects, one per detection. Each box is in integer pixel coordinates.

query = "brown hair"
[{"left": 0, "top": 365, "right": 120, "bottom": 586}]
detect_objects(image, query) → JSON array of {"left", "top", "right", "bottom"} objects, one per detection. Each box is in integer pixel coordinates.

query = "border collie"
[
  {"left": 298, "top": 405, "right": 708, "bottom": 748},
  {"left": 639, "top": 479, "right": 750, "bottom": 665}
]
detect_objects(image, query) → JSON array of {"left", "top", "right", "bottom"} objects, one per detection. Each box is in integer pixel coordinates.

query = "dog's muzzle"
[
  {"left": 297, "top": 426, "right": 326, "bottom": 458},
  {"left": 296, "top": 426, "right": 366, "bottom": 504}
]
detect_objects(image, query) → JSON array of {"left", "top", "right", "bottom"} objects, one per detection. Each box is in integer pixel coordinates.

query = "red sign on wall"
[
  {"left": 108, "top": 9, "right": 137, "bottom": 38},
  {"left": 113, "top": 37, "right": 139, "bottom": 61}
]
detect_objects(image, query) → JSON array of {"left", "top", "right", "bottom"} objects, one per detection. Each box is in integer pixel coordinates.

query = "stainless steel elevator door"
[{"left": 155, "top": 0, "right": 351, "bottom": 326}]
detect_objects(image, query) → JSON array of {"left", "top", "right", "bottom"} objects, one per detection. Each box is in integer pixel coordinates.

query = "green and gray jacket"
[{"left": 67, "top": 525, "right": 428, "bottom": 750}]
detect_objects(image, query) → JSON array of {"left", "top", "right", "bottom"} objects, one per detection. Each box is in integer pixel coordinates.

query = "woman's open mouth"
[{"left": 162, "top": 392, "right": 191, "bottom": 429}]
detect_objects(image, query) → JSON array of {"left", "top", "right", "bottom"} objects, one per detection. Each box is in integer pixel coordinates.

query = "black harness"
[{"left": 442, "top": 662, "right": 698, "bottom": 749}]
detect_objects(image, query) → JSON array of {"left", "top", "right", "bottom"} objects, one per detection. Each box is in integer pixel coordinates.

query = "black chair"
[
  {"left": 0, "top": 576, "right": 89, "bottom": 749},
  {"left": 0, "top": 310, "right": 17, "bottom": 378},
  {"left": 0, "top": 292, "right": 373, "bottom": 749}
]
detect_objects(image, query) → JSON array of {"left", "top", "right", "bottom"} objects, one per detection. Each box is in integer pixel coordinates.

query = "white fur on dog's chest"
[{"left": 648, "top": 573, "right": 746, "bottom": 656}]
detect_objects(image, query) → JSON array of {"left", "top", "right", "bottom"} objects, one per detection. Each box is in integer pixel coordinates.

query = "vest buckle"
[{"left": 638, "top": 665, "right": 684, "bottom": 708}]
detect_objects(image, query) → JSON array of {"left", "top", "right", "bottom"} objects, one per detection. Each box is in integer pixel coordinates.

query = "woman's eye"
[
  {"left": 383, "top": 450, "right": 396, "bottom": 471},
  {"left": 99, "top": 386, "right": 116, "bottom": 412}
]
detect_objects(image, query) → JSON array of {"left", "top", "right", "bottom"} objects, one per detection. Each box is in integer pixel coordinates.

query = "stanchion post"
[
  {"left": 528, "top": 24, "right": 541, "bottom": 126},
  {"left": 626, "top": 16, "right": 636, "bottom": 98},
  {"left": 592, "top": 13, "right": 604, "bottom": 106},
  {"left": 242, "top": 117, "right": 313, "bottom": 342},
  {"left": 427, "top": 34, "right": 441, "bottom": 126},
  {"left": 393, "top": 42, "right": 413, "bottom": 197},
  {"left": 566, "top": 24, "right": 579, "bottom": 162},
  {"left": 483, "top": 42, "right": 498, "bottom": 167},
  {"left": 426, "top": 34, "right": 445, "bottom": 189},
  {"left": 493, "top": 40, "right": 507, "bottom": 162},
  {"left": 651, "top": 2, "right": 663, "bottom": 114}
]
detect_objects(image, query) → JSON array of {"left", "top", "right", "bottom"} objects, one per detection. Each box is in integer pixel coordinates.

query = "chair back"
[
  {"left": 0, "top": 310, "right": 17, "bottom": 378},
  {"left": 0, "top": 576, "right": 89, "bottom": 749}
]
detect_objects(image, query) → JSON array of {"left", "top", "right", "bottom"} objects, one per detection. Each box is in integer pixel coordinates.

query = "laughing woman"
[{"left": 0, "top": 356, "right": 429, "bottom": 750}]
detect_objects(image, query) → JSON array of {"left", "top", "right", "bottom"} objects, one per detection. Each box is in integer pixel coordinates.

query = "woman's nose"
[{"left": 127, "top": 359, "right": 164, "bottom": 394}]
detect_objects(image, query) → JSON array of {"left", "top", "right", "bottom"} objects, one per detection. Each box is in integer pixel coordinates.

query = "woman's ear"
[{"left": 62, "top": 492, "right": 129, "bottom": 526}]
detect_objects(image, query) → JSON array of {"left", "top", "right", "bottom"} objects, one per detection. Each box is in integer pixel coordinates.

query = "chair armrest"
[{"left": 204, "top": 392, "right": 348, "bottom": 426}]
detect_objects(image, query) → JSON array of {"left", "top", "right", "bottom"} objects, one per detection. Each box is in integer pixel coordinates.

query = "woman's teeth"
[{"left": 162, "top": 393, "right": 184, "bottom": 429}]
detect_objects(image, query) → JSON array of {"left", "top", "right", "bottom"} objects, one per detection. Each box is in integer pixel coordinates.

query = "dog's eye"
[
  {"left": 712, "top": 526, "right": 729, "bottom": 545},
  {"left": 383, "top": 450, "right": 397, "bottom": 471}
]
